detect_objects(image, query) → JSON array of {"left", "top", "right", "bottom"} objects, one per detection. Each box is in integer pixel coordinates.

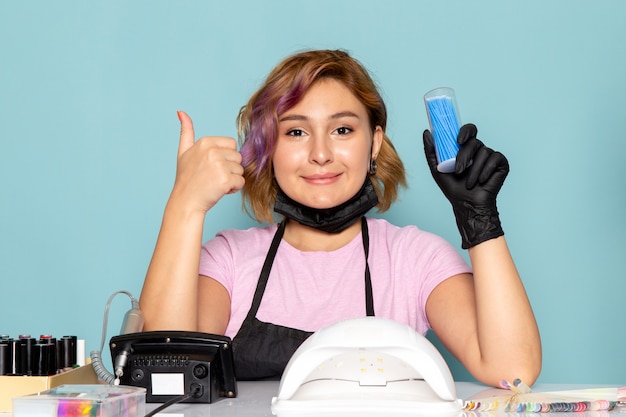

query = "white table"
[{"left": 146, "top": 381, "right": 624, "bottom": 417}]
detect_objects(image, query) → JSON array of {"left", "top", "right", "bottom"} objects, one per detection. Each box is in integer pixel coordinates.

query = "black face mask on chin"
[{"left": 273, "top": 178, "right": 379, "bottom": 234}]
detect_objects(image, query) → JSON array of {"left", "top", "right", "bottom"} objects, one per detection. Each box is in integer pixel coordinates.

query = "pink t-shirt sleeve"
[
  {"left": 199, "top": 224, "right": 277, "bottom": 294},
  {"left": 199, "top": 233, "right": 233, "bottom": 291},
  {"left": 415, "top": 231, "right": 472, "bottom": 332}
]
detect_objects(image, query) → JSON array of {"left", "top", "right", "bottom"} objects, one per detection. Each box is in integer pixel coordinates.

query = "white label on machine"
[{"left": 151, "top": 373, "right": 185, "bottom": 395}]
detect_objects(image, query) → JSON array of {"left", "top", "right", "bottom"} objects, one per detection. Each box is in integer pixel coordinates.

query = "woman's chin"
[{"left": 299, "top": 198, "right": 346, "bottom": 210}]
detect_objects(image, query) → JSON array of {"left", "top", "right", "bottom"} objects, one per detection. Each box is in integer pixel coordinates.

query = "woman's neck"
[{"left": 282, "top": 218, "right": 362, "bottom": 252}]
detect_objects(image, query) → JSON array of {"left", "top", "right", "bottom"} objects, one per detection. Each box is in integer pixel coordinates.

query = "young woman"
[{"left": 139, "top": 49, "right": 541, "bottom": 386}]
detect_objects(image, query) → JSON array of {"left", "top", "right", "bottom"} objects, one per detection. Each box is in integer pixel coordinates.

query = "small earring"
[{"left": 368, "top": 158, "right": 377, "bottom": 175}]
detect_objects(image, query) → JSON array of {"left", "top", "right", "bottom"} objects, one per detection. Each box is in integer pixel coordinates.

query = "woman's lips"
[{"left": 303, "top": 173, "right": 341, "bottom": 185}]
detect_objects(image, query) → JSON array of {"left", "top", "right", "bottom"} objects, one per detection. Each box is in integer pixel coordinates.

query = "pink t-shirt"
[{"left": 199, "top": 217, "right": 471, "bottom": 339}]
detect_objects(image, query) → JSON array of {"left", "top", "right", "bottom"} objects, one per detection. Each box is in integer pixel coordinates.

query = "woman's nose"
[{"left": 309, "top": 134, "right": 333, "bottom": 165}]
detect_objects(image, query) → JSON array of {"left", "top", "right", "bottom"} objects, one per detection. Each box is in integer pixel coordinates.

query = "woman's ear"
[{"left": 372, "top": 126, "right": 384, "bottom": 159}]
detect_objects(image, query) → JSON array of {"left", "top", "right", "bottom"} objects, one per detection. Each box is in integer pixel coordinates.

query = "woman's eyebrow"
[
  {"left": 279, "top": 111, "right": 361, "bottom": 123},
  {"left": 279, "top": 114, "right": 307, "bottom": 122},
  {"left": 330, "top": 111, "right": 360, "bottom": 120}
]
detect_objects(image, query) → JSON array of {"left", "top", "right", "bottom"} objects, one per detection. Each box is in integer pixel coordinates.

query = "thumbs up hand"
[{"left": 171, "top": 111, "right": 245, "bottom": 214}]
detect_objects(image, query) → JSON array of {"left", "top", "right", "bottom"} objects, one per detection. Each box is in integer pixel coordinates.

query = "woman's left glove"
[{"left": 423, "top": 124, "right": 509, "bottom": 249}]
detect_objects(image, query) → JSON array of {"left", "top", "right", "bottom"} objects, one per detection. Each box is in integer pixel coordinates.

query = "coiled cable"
[{"left": 90, "top": 290, "right": 143, "bottom": 385}]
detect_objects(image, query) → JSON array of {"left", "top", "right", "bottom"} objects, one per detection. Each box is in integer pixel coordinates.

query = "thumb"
[
  {"left": 422, "top": 129, "right": 438, "bottom": 172},
  {"left": 177, "top": 110, "right": 195, "bottom": 157}
]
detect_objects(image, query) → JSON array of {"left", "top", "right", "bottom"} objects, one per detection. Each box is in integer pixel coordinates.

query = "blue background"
[{"left": 1, "top": 1, "right": 624, "bottom": 384}]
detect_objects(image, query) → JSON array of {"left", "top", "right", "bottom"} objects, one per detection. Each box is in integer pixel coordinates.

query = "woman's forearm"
[
  {"left": 139, "top": 197, "right": 206, "bottom": 331},
  {"left": 468, "top": 236, "right": 542, "bottom": 385}
]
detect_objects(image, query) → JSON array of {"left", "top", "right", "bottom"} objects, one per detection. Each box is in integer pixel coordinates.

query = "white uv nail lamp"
[{"left": 271, "top": 317, "right": 463, "bottom": 416}]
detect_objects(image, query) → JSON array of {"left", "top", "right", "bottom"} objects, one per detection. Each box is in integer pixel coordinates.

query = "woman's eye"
[
  {"left": 334, "top": 126, "right": 352, "bottom": 135},
  {"left": 286, "top": 129, "right": 304, "bottom": 137}
]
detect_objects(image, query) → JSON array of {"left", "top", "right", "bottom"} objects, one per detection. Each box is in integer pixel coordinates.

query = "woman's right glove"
[{"left": 423, "top": 124, "right": 509, "bottom": 249}]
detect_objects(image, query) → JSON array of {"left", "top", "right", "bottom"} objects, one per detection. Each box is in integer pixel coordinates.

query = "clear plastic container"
[
  {"left": 12, "top": 384, "right": 145, "bottom": 417},
  {"left": 424, "top": 87, "right": 461, "bottom": 173}
]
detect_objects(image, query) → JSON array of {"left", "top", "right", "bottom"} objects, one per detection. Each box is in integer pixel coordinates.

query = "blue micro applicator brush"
[{"left": 424, "top": 87, "right": 461, "bottom": 173}]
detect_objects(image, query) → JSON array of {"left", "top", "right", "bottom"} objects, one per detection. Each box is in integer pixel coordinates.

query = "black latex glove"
[{"left": 423, "top": 124, "right": 509, "bottom": 249}]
